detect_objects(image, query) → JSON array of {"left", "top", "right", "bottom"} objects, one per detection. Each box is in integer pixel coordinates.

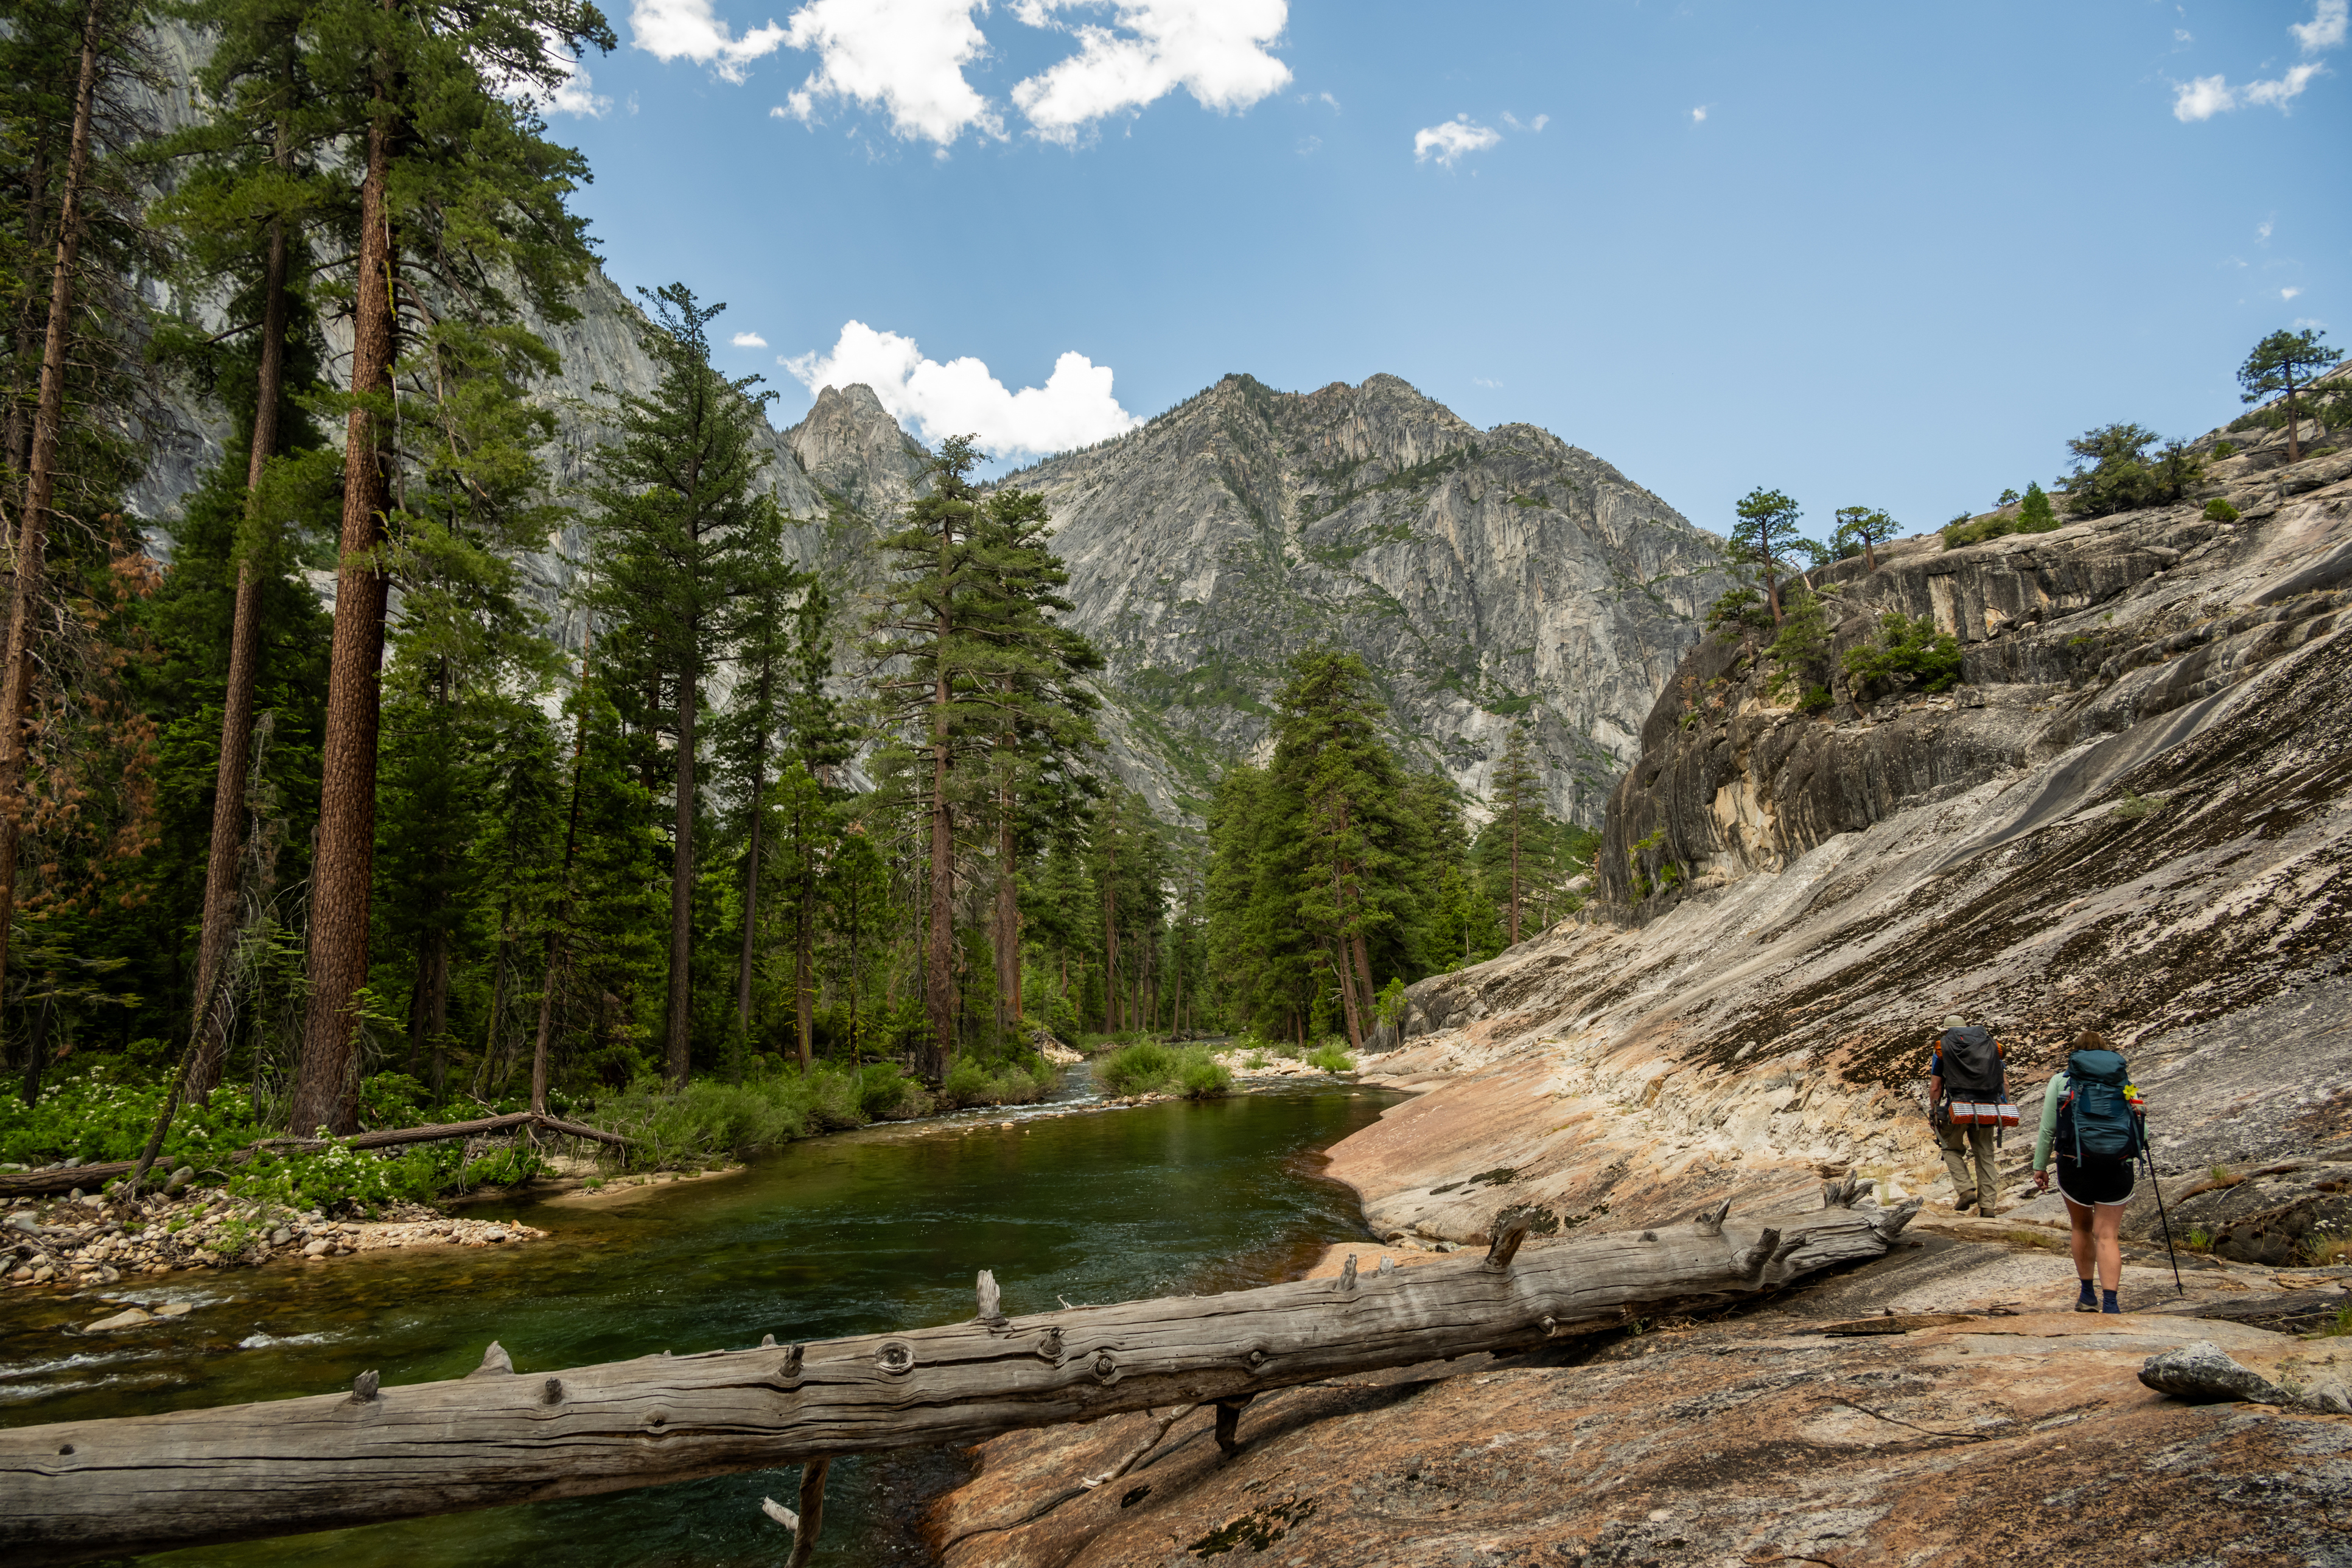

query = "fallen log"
[
  {"left": 0, "top": 1113, "right": 629, "bottom": 1200},
  {"left": 0, "top": 1188, "right": 1919, "bottom": 1566}
]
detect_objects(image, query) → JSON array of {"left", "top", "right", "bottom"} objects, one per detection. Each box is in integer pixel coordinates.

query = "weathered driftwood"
[
  {"left": 0, "top": 1112, "right": 628, "bottom": 1200},
  {"left": 0, "top": 1193, "right": 1919, "bottom": 1566}
]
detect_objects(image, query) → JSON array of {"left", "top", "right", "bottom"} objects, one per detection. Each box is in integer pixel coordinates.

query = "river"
[{"left": 0, "top": 1071, "right": 1399, "bottom": 1565}]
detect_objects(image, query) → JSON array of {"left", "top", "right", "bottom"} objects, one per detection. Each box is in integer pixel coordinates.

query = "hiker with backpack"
[
  {"left": 1927, "top": 1013, "right": 2015, "bottom": 1217},
  {"left": 2031, "top": 1031, "right": 2148, "bottom": 1315}
]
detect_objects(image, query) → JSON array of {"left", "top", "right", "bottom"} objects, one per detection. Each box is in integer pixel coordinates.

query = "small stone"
[
  {"left": 484, "top": 1228, "right": 508, "bottom": 1243},
  {"left": 303, "top": 1239, "right": 331, "bottom": 1258},
  {"left": 83, "top": 1307, "right": 154, "bottom": 1332},
  {"left": 153, "top": 1301, "right": 194, "bottom": 1318},
  {"left": 2139, "top": 1341, "right": 2287, "bottom": 1405},
  {"left": 270, "top": 1228, "right": 292, "bottom": 1247}
]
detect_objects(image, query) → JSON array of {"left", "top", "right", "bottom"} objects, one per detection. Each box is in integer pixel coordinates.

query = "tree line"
[{"left": 0, "top": 0, "right": 1604, "bottom": 1135}]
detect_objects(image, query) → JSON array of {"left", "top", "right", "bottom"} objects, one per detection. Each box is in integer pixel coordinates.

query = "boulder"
[
  {"left": 83, "top": 1307, "right": 155, "bottom": 1333},
  {"left": 2138, "top": 1340, "right": 2287, "bottom": 1404}
]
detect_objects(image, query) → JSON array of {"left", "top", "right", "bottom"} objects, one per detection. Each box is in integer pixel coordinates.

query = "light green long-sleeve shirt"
[{"left": 2032, "top": 1073, "right": 2070, "bottom": 1171}]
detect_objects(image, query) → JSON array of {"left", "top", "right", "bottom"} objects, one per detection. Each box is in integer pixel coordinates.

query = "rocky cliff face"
[
  {"left": 1330, "top": 421, "right": 2352, "bottom": 1265},
  {"left": 993, "top": 374, "right": 1727, "bottom": 820}
]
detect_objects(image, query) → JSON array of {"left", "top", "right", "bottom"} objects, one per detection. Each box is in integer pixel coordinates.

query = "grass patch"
[
  {"left": 1304, "top": 1043, "right": 1356, "bottom": 1073},
  {"left": 940, "top": 1054, "right": 1058, "bottom": 1110},
  {"left": 1093, "top": 1041, "right": 1233, "bottom": 1100}
]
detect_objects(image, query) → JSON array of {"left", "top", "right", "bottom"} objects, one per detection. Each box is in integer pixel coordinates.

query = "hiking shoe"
[
  {"left": 2101, "top": 1290, "right": 2121, "bottom": 1315},
  {"left": 1953, "top": 1192, "right": 1978, "bottom": 1211},
  {"left": 2075, "top": 1279, "right": 2098, "bottom": 1313}
]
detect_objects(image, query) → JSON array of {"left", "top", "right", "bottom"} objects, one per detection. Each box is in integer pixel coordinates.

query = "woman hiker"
[{"left": 2032, "top": 1029, "right": 2147, "bottom": 1315}]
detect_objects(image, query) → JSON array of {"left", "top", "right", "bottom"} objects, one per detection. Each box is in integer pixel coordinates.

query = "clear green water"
[{"left": 0, "top": 1074, "right": 1397, "bottom": 1566}]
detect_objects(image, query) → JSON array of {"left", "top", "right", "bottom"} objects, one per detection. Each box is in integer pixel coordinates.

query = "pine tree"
[
  {"left": 2239, "top": 327, "right": 2343, "bottom": 464},
  {"left": 293, "top": 0, "right": 611, "bottom": 1136},
  {"left": 1490, "top": 724, "right": 1540, "bottom": 947},
  {"left": 866, "top": 440, "right": 1099, "bottom": 1078},
  {"left": 1830, "top": 506, "right": 1894, "bottom": 572},
  {"left": 586, "top": 282, "right": 782, "bottom": 1089},
  {"left": 1729, "top": 488, "right": 1806, "bottom": 625}
]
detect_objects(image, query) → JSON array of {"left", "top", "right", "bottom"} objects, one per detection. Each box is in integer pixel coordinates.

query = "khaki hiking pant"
[{"left": 1936, "top": 1120, "right": 1998, "bottom": 1208}]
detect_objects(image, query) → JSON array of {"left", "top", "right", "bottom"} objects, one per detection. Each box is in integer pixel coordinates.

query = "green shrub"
[
  {"left": 940, "top": 1054, "right": 1056, "bottom": 1110},
  {"left": 1094, "top": 1041, "right": 1231, "bottom": 1099},
  {"left": 2203, "top": 497, "right": 2241, "bottom": 522},
  {"left": 2016, "top": 480, "right": 2060, "bottom": 533},
  {"left": 2213, "top": 440, "right": 2237, "bottom": 460},
  {"left": 1843, "top": 612, "right": 1964, "bottom": 696},
  {"left": 1304, "top": 1043, "right": 1355, "bottom": 1073},
  {"left": 2060, "top": 423, "right": 2203, "bottom": 519},
  {"left": 0, "top": 1067, "right": 267, "bottom": 1169},
  {"left": 855, "top": 1063, "right": 928, "bottom": 1121}
]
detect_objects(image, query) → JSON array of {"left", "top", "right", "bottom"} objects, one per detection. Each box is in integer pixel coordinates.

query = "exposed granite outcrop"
[{"left": 1325, "top": 442, "right": 2352, "bottom": 1261}]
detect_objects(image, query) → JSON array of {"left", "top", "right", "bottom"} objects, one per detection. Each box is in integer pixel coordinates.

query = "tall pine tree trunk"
[
  {"left": 0, "top": 0, "right": 105, "bottom": 1017},
  {"left": 733, "top": 665, "right": 769, "bottom": 1040},
  {"left": 665, "top": 652, "right": 698, "bottom": 1087},
  {"left": 1099, "top": 848, "right": 1120, "bottom": 1034},
  {"left": 1507, "top": 810, "right": 1522, "bottom": 947},
  {"left": 3, "top": 124, "right": 50, "bottom": 485},
  {"left": 995, "top": 779, "right": 1017, "bottom": 1046},
  {"left": 529, "top": 617, "right": 590, "bottom": 1115},
  {"left": 794, "top": 829, "right": 814, "bottom": 1074},
  {"left": 190, "top": 174, "right": 293, "bottom": 1104},
  {"left": 291, "top": 91, "right": 396, "bottom": 1139},
  {"left": 923, "top": 629, "right": 953, "bottom": 1082}
]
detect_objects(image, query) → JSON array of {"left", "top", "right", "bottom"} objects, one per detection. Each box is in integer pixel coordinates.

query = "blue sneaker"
[
  {"left": 2101, "top": 1289, "right": 2120, "bottom": 1315},
  {"left": 2074, "top": 1279, "right": 2098, "bottom": 1313}
]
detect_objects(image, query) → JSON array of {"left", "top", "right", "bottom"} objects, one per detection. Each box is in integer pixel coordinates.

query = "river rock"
[
  {"left": 484, "top": 1227, "right": 508, "bottom": 1243},
  {"left": 2138, "top": 1340, "right": 2287, "bottom": 1404},
  {"left": 83, "top": 1307, "right": 153, "bottom": 1332},
  {"left": 303, "top": 1239, "right": 330, "bottom": 1258},
  {"left": 154, "top": 1300, "right": 193, "bottom": 1318}
]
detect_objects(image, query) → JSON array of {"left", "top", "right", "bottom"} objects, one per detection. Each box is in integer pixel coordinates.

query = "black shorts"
[{"left": 2056, "top": 1157, "right": 2134, "bottom": 1206}]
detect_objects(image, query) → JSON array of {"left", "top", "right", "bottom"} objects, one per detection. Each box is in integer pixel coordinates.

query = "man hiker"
[
  {"left": 2032, "top": 1029, "right": 2147, "bottom": 1315},
  {"left": 1927, "top": 1013, "right": 2004, "bottom": 1217}
]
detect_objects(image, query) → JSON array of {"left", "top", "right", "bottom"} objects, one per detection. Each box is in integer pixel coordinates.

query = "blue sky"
[{"left": 538, "top": 0, "right": 2351, "bottom": 539}]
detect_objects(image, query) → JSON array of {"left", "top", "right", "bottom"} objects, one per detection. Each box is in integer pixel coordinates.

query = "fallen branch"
[
  {"left": 0, "top": 1113, "right": 630, "bottom": 1200},
  {"left": 0, "top": 1195, "right": 1920, "bottom": 1565}
]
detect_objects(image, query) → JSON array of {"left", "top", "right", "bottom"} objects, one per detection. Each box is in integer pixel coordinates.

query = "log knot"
[
  {"left": 1091, "top": 1349, "right": 1119, "bottom": 1383},
  {"left": 1738, "top": 1227, "right": 1783, "bottom": 1278},
  {"left": 1037, "top": 1326, "right": 1064, "bottom": 1362},
  {"left": 1484, "top": 1216, "right": 1531, "bottom": 1272},
  {"left": 1692, "top": 1198, "right": 1733, "bottom": 1237},
  {"left": 348, "top": 1370, "right": 380, "bottom": 1405},
  {"left": 876, "top": 1341, "right": 915, "bottom": 1375}
]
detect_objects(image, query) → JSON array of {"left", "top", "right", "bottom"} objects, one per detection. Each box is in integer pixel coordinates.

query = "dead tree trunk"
[{"left": 0, "top": 1194, "right": 1916, "bottom": 1564}]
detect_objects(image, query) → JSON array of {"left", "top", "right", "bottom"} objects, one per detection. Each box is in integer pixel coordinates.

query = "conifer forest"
[{"left": 0, "top": 0, "right": 1595, "bottom": 1179}]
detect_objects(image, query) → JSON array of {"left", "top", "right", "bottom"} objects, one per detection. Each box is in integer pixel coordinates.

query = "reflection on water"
[{"left": 0, "top": 1073, "right": 1396, "bottom": 1566}]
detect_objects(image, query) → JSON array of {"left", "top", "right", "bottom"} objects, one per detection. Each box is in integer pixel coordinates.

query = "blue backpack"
[{"left": 2058, "top": 1049, "right": 2142, "bottom": 1164}]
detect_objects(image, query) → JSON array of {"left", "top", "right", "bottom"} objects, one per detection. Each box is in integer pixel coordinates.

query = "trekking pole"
[{"left": 2143, "top": 1144, "right": 2185, "bottom": 1298}]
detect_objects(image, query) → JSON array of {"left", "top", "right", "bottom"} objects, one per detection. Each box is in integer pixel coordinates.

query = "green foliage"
[
  {"left": 1093, "top": 1041, "right": 1232, "bottom": 1099},
  {"left": 1763, "top": 583, "right": 1833, "bottom": 705},
  {"left": 2059, "top": 424, "right": 2205, "bottom": 518},
  {"left": 2204, "top": 497, "right": 2241, "bottom": 522},
  {"left": 1304, "top": 1042, "right": 1356, "bottom": 1073},
  {"left": 0, "top": 1068, "right": 264, "bottom": 1169},
  {"left": 940, "top": 1054, "right": 1057, "bottom": 1109},
  {"left": 1842, "top": 612, "right": 1965, "bottom": 696},
  {"left": 2238, "top": 328, "right": 2343, "bottom": 424},
  {"left": 1373, "top": 978, "right": 1408, "bottom": 1031},
  {"left": 2017, "top": 481, "right": 2059, "bottom": 533},
  {"left": 594, "top": 1066, "right": 875, "bottom": 1171},
  {"left": 1706, "top": 583, "right": 1774, "bottom": 638},
  {"left": 1830, "top": 506, "right": 1896, "bottom": 567},
  {"left": 2213, "top": 441, "right": 2237, "bottom": 459}
]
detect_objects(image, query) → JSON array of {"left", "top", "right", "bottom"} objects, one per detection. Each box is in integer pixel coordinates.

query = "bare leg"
[
  {"left": 2065, "top": 1194, "right": 2096, "bottom": 1283},
  {"left": 2091, "top": 1202, "right": 2124, "bottom": 1292}
]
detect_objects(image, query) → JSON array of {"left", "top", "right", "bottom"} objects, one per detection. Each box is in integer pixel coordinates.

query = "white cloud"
[
  {"left": 775, "top": 0, "right": 1001, "bottom": 143},
  {"left": 2292, "top": 0, "right": 2347, "bottom": 52},
  {"left": 1501, "top": 111, "right": 1548, "bottom": 131},
  {"left": 631, "top": 0, "right": 788, "bottom": 82},
  {"left": 2258, "top": 218, "right": 2275, "bottom": 242},
  {"left": 732, "top": 331, "right": 769, "bottom": 348},
  {"left": 2173, "top": 74, "right": 2235, "bottom": 119},
  {"left": 2175, "top": 28, "right": 2193, "bottom": 43},
  {"left": 2284, "top": 286, "right": 2304, "bottom": 299},
  {"left": 2242, "top": 61, "right": 2323, "bottom": 107},
  {"left": 1473, "top": 377, "right": 1502, "bottom": 389},
  {"left": 1414, "top": 115, "right": 1501, "bottom": 166},
  {"left": 1010, "top": 0, "right": 1293, "bottom": 145},
  {"left": 2294, "top": 316, "right": 2330, "bottom": 329},
  {"left": 1690, "top": 104, "right": 1707, "bottom": 123},
  {"left": 783, "top": 321, "right": 1138, "bottom": 457},
  {"left": 2175, "top": 1, "right": 2341, "bottom": 121}
]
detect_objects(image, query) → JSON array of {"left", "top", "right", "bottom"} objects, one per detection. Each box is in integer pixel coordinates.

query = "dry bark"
[
  {"left": 0, "top": 1195, "right": 1917, "bottom": 1564},
  {"left": 0, "top": 1111, "right": 627, "bottom": 1200},
  {"left": 0, "top": 0, "right": 107, "bottom": 1014},
  {"left": 291, "top": 89, "right": 396, "bottom": 1138}
]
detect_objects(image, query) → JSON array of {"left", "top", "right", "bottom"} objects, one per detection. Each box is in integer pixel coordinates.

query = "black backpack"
[
  {"left": 1937, "top": 1026, "right": 2004, "bottom": 1097},
  {"left": 2056, "top": 1049, "right": 2143, "bottom": 1164}
]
